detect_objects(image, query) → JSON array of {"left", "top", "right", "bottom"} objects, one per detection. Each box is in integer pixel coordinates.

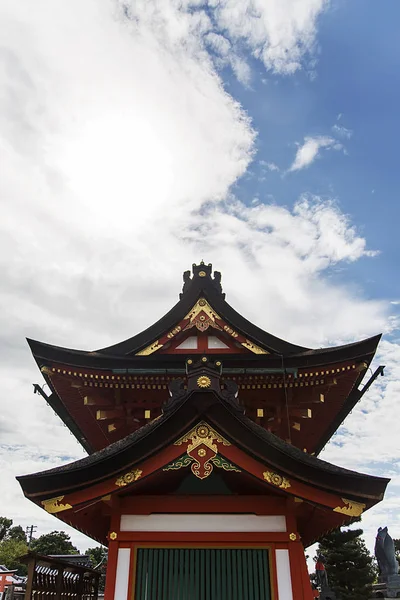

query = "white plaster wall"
[
  {"left": 275, "top": 549, "right": 293, "bottom": 600},
  {"left": 120, "top": 513, "right": 286, "bottom": 532},
  {"left": 114, "top": 548, "right": 131, "bottom": 600}
]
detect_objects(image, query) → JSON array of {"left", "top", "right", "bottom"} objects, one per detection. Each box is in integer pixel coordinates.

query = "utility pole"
[{"left": 25, "top": 525, "right": 37, "bottom": 548}]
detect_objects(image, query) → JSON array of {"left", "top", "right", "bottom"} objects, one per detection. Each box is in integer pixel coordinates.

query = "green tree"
[
  {"left": 317, "top": 524, "right": 376, "bottom": 600},
  {"left": 31, "top": 531, "right": 78, "bottom": 556},
  {"left": 0, "top": 539, "right": 28, "bottom": 575},
  {"left": 7, "top": 526, "right": 27, "bottom": 543},
  {"left": 85, "top": 546, "right": 107, "bottom": 568},
  {"left": 0, "top": 517, "right": 13, "bottom": 542},
  {"left": 86, "top": 546, "right": 108, "bottom": 592}
]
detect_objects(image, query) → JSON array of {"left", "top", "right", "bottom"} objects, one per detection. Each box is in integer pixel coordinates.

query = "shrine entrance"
[{"left": 134, "top": 547, "right": 271, "bottom": 599}]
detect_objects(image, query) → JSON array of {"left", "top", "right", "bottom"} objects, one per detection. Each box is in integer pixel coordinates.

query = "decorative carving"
[
  {"left": 163, "top": 455, "right": 193, "bottom": 471},
  {"left": 135, "top": 341, "right": 163, "bottom": 356},
  {"left": 333, "top": 498, "right": 365, "bottom": 517},
  {"left": 115, "top": 468, "right": 142, "bottom": 487},
  {"left": 41, "top": 496, "right": 72, "bottom": 514},
  {"left": 167, "top": 326, "right": 182, "bottom": 339},
  {"left": 40, "top": 366, "right": 53, "bottom": 375},
  {"left": 210, "top": 455, "right": 241, "bottom": 472},
  {"left": 109, "top": 532, "right": 118, "bottom": 541},
  {"left": 173, "top": 422, "right": 230, "bottom": 479},
  {"left": 263, "top": 471, "right": 291, "bottom": 489},
  {"left": 184, "top": 298, "right": 222, "bottom": 332},
  {"left": 163, "top": 453, "right": 240, "bottom": 475},
  {"left": 223, "top": 325, "right": 238, "bottom": 338},
  {"left": 241, "top": 339, "right": 269, "bottom": 355},
  {"left": 197, "top": 375, "right": 211, "bottom": 388}
]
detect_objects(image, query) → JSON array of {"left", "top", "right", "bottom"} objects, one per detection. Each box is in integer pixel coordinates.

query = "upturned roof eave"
[
  {"left": 26, "top": 332, "right": 381, "bottom": 370},
  {"left": 17, "top": 387, "right": 389, "bottom": 505}
]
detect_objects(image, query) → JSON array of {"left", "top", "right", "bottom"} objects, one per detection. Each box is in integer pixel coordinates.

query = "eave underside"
[{"left": 29, "top": 343, "right": 378, "bottom": 455}]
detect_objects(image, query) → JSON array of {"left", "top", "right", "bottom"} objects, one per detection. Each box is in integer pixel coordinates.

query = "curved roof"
[
  {"left": 18, "top": 363, "right": 388, "bottom": 503},
  {"left": 27, "top": 262, "right": 381, "bottom": 368}
]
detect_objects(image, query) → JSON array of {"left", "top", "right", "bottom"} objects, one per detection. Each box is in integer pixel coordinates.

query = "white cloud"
[
  {"left": 0, "top": 0, "right": 398, "bottom": 559},
  {"left": 289, "top": 136, "right": 342, "bottom": 171},
  {"left": 332, "top": 123, "right": 353, "bottom": 139},
  {"left": 260, "top": 160, "right": 280, "bottom": 172},
  {"left": 210, "top": 0, "right": 329, "bottom": 74}
]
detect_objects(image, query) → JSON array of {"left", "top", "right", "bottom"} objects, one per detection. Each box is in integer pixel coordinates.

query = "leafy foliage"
[
  {"left": 0, "top": 539, "right": 28, "bottom": 575},
  {"left": 85, "top": 546, "right": 107, "bottom": 591},
  {"left": 31, "top": 531, "right": 78, "bottom": 556},
  {"left": 0, "top": 517, "right": 13, "bottom": 542},
  {"left": 317, "top": 525, "right": 376, "bottom": 600}
]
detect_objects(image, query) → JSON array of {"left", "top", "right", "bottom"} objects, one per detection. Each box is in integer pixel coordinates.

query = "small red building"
[
  {"left": 18, "top": 263, "right": 389, "bottom": 599},
  {"left": 0, "top": 565, "right": 19, "bottom": 595}
]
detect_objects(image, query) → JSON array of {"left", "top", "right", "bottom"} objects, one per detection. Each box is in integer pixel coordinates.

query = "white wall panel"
[
  {"left": 275, "top": 549, "right": 293, "bottom": 600},
  {"left": 120, "top": 513, "right": 286, "bottom": 532},
  {"left": 114, "top": 548, "right": 131, "bottom": 600}
]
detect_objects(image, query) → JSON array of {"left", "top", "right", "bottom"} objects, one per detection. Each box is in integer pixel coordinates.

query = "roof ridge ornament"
[{"left": 180, "top": 262, "right": 225, "bottom": 299}]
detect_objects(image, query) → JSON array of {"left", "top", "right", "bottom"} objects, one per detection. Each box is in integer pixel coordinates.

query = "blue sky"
[
  {"left": 231, "top": 0, "right": 400, "bottom": 301},
  {"left": 1, "top": 0, "right": 399, "bottom": 558}
]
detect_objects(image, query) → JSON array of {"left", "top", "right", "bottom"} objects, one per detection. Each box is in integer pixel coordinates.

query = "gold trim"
[
  {"left": 41, "top": 496, "right": 72, "bottom": 514},
  {"left": 166, "top": 326, "right": 182, "bottom": 339},
  {"left": 40, "top": 366, "right": 53, "bottom": 375},
  {"left": 175, "top": 422, "right": 230, "bottom": 453},
  {"left": 263, "top": 471, "right": 291, "bottom": 489},
  {"left": 241, "top": 339, "right": 269, "bottom": 355},
  {"left": 115, "top": 469, "right": 142, "bottom": 487},
  {"left": 333, "top": 498, "right": 365, "bottom": 517},
  {"left": 184, "top": 298, "right": 221, "bottom": 323},
  {"left": 197, "top": 375, "right": 211, "bottom": 388},
  {"left": 135, "top": 340, "right": 163, "bottom": 356}
]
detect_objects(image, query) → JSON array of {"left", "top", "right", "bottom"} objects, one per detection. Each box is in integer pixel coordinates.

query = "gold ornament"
[
  {"left": 263, "top": 471, "right": 291, "bottom": 489},
  {"left": 333, "top": 498, "right": 365, "bottom": 517},
  {"left": 115, "top": 468, "right": 142, "bottom": 487},
  {"left": 41, "top": 496, "right": 72, "bottom": 514},
  {"left": 197, "top": 376, "right": 211, "bottom": 388},
  {"left": 198, "top": 448, "right": 206, "bottom": 457},
  {"left": 198, "top": 271, "right": 206, "bottom": 277},
  {"left": 289, "top": 533, "right": 297, "bottom": 541},
  {"left": 109, "top": 532, "right": 117, "bottom": 541}
]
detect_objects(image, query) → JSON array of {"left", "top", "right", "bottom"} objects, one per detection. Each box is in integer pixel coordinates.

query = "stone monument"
[{"left": 372, "top": 526, "right": 400, "bottom": 598}]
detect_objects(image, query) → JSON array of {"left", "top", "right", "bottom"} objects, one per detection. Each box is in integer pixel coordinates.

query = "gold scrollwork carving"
[
  {"left": 241, "top": 339, "right": 269, "bottom": 355},
  {"left": 184, "top": 299, "right": 221, "bottom": 324},
  {"left": 263, "top": 471, "right": 291, "bottom": 489},
  {"left": 115, "top": 468, "right": 142, "bottom": 487},
  {"left": 333, "top": 498, "right": 366, "bottom": 517},
  {"left": 135, "top": 341, "right": 163, "bottom": 356},
  {"left": 175, "top": 422, "right": 230, "bottom": 453},
  {"left": 223, "top": 325, "right": 238, "bottom": 338},
  {"left": 41, "top": 496, "right": 72, "bottom": 514},
  {"left": 167, "top": 326, "right": 182, "bottom": 339}
]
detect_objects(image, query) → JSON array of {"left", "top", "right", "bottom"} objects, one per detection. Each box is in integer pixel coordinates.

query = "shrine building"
[{"left": 18, "top": 263, "right": 389, "bottom": 600}]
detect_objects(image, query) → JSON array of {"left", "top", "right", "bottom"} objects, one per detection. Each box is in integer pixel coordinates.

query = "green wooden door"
[{"left": 134, "top": 548, "right": 271, "bottom": 599}]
